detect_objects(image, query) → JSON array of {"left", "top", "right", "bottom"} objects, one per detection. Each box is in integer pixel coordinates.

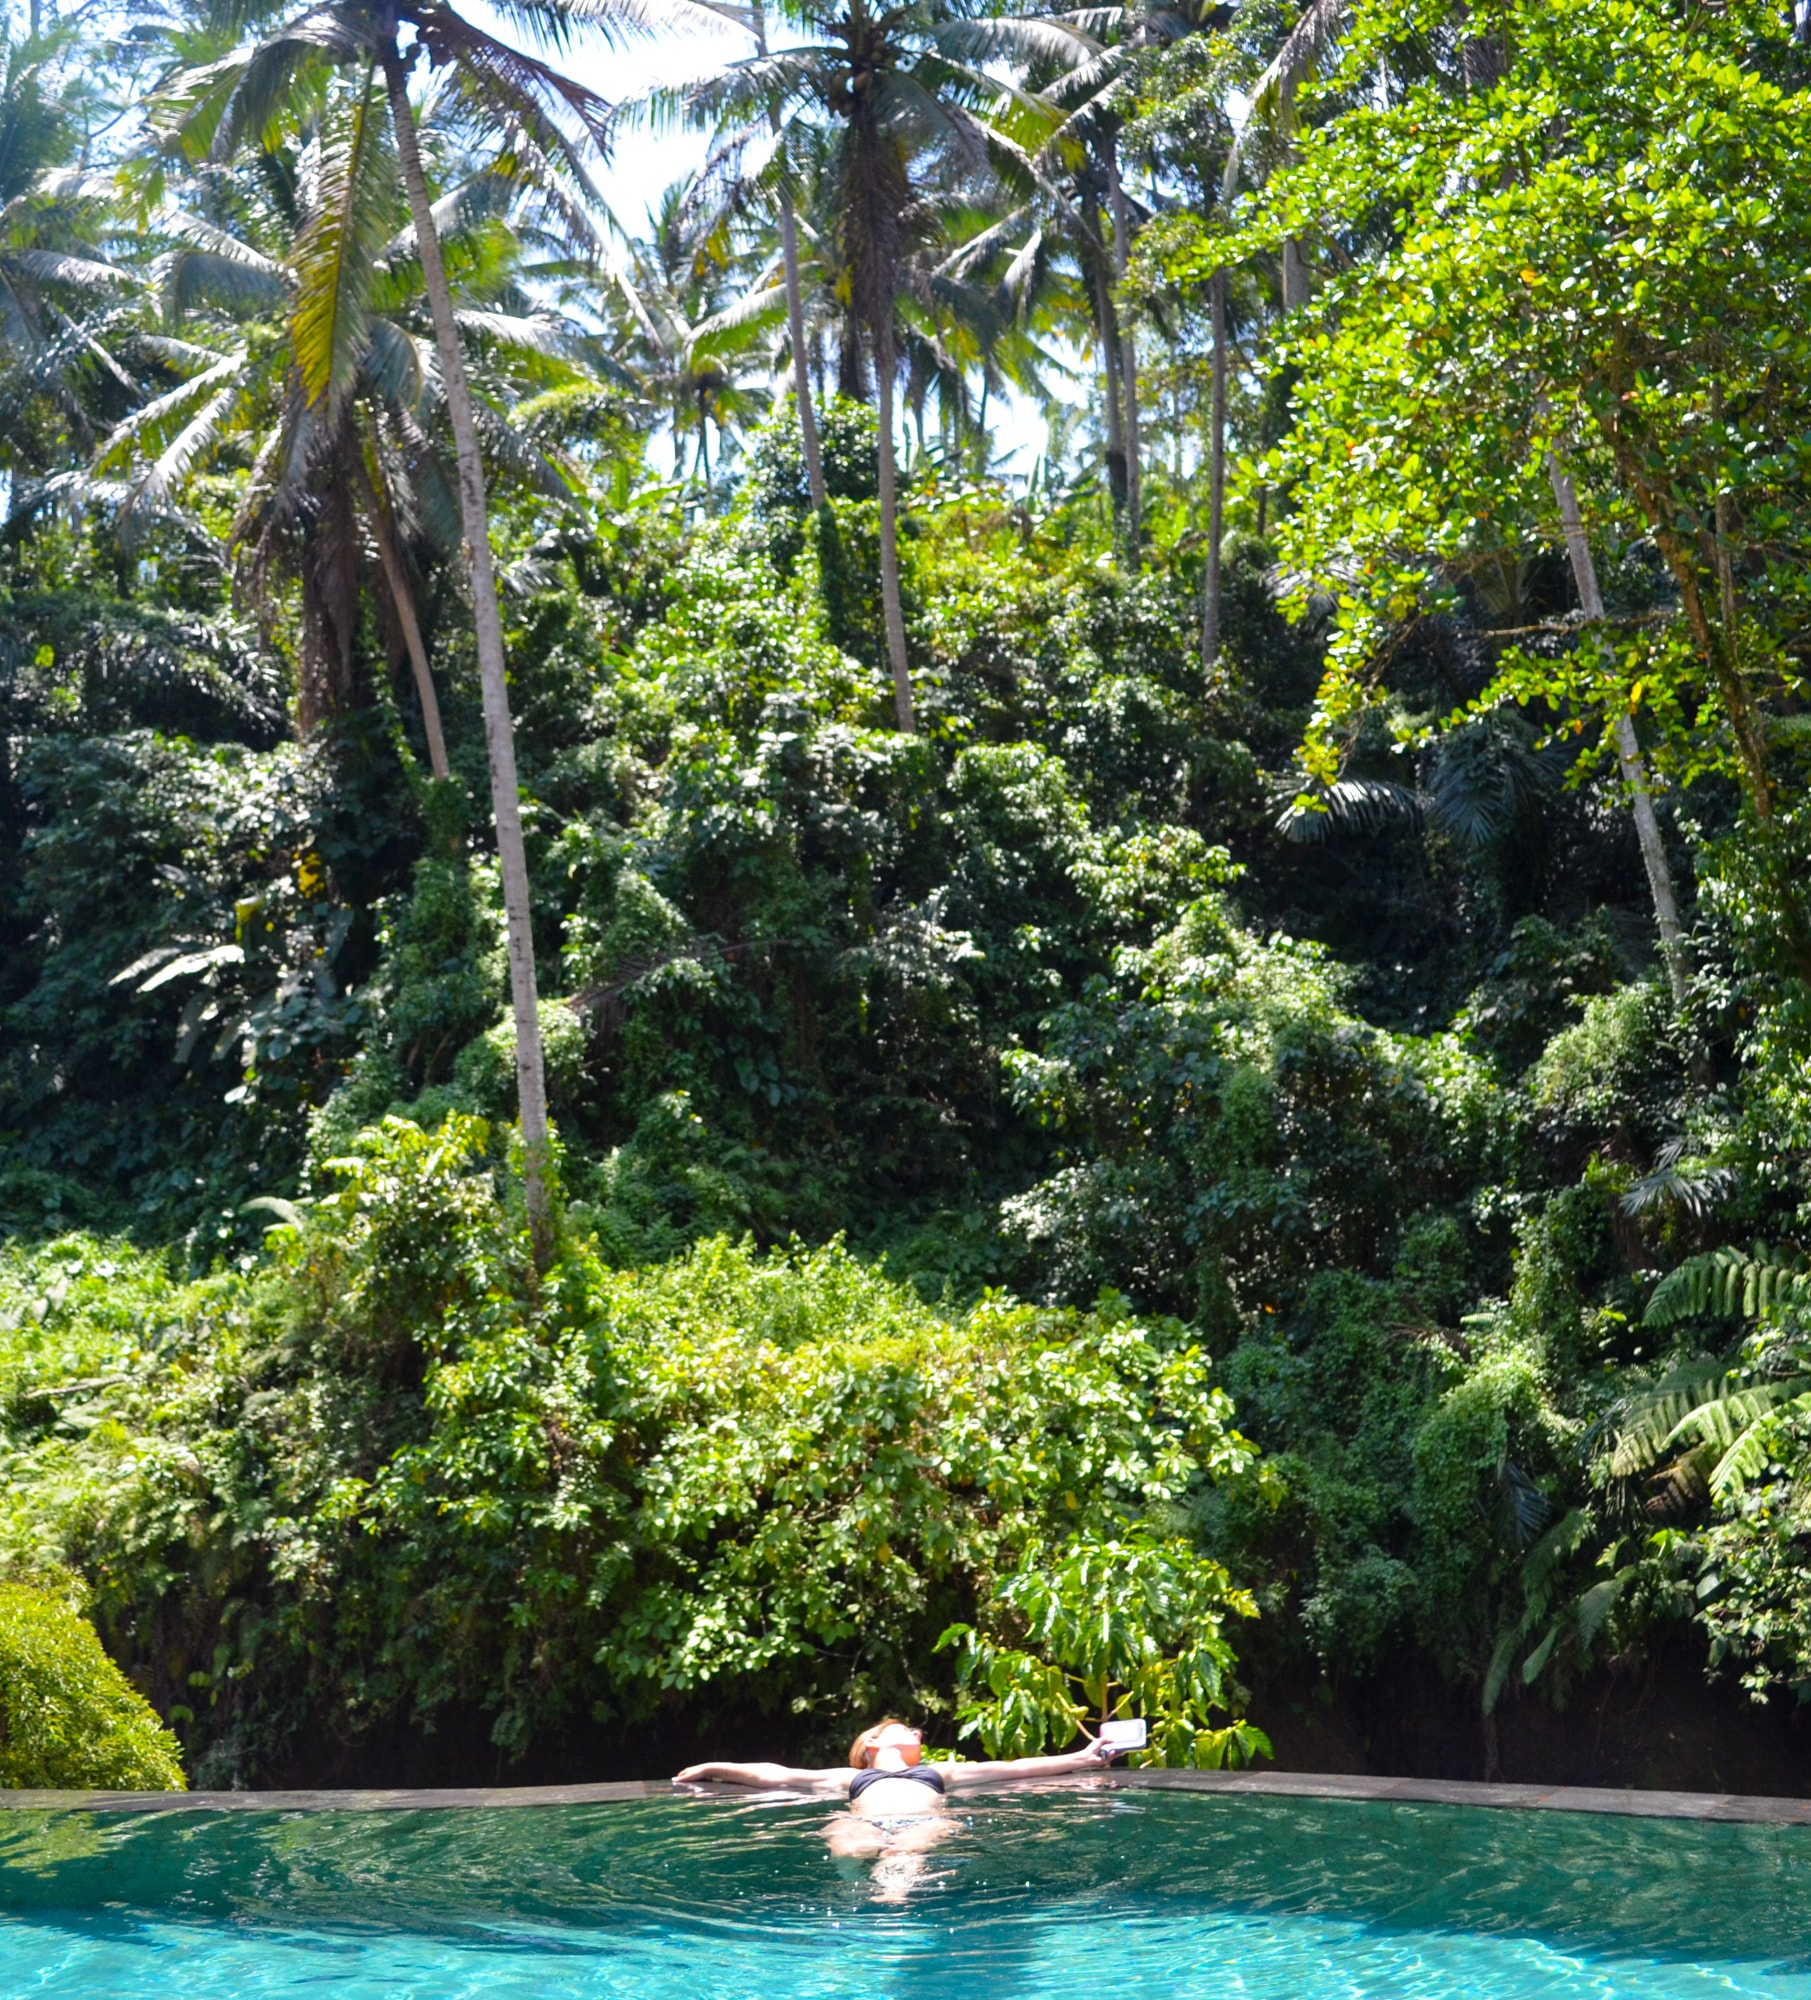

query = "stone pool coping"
[{"left": 3, "top": 1768, "right": 1810, "bottom": 1824}]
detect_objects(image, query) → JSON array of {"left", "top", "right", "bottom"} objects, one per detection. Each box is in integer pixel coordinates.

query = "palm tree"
[
  {"left": 606, "top": 173, "right": 775, "bottom": 492},
  {"left": 0, "top": 20, "right": 140, "bottom": 479},
  {"left": 155, "top": 0, "right": 635, "bottom": 1262},
  {"left": 897, "top": 197, "right": 1070, "bottom": 471},
  {"left": 93, "top": 93, "right": 593, "bottom": 776},
  {"left": 683, "top": 0, "right": 1088, "bottom": 732},
  {"left": 750, "top": 0, "right": 826, "bottom": 508}
]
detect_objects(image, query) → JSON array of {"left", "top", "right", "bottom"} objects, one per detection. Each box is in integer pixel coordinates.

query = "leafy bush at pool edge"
[{"left": 0, "top": 1582, "right": 186, "bottom": 1790}]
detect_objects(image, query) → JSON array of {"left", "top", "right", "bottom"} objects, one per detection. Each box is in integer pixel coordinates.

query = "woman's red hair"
[{"left": 849, "top": 1719, "right": 909, "bottom": 1769}]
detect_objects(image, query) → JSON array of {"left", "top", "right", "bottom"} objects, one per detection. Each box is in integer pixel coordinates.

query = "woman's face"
[{"left": 874, "top": 1723, "right": 922, "bottom": 1765}]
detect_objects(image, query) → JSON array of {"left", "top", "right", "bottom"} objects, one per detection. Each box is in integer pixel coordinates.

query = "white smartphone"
[{"left": 1098, "top": 1718, "right": 1148, "bottom": 1753}]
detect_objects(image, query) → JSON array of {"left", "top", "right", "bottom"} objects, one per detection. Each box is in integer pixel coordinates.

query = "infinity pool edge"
[{"left": 3, "top": 1769, "right": 1809, "bottom": 1823}]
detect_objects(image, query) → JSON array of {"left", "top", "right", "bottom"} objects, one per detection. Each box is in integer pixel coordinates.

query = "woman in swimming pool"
[{"left": 675, "top": 1719, "right": 1113, "bottom": 1901}]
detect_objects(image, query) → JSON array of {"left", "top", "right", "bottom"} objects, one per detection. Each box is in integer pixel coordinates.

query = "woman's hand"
[{"left": 674, "top": 1764, "right": 715, "bottom": 1783}]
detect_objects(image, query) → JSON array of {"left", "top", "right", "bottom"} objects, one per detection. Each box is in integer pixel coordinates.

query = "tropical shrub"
[
  {"left": 0, "top": 1581, "right": 186, "bottom": 1791},
  {"left": 1000, "top": 889, "right": 1505, "bottom": 1319},
  {"left": 0, "top": 1118, "right": 1269, "bottom": 1781},
  {"left": 941, "top": 1530, "right": 1273, "bottom": 1769}
]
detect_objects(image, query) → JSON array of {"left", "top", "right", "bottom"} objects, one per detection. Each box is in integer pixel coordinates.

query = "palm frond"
[
  {"left": 127, "top": 377, "right": 244, "bottom": 522},
  {"left": 1276, "top": 776, "right": 1419, "bottom": 842},
  {"left": 1423, "top": 715, "right": 1558, "bottom": 850},
  {"left": 688, "top": 280, "right": 785, "bottom": 353},
  {"left": 1220, "top": 0, "right": 1346, "bottom": 204},
  {"left": 9, "top": 247, "right": 133, "bottom": 292},
  {"left": 163, "top": 245, "right": 289, "bottom": 316},
  {"left": 1245, "top": 0, "right": 1345, "bottom": 135},
  {"left": 1620, "top": 1140, "right": 1737, "bottom": 1220},
  {"left": 417, "top": 6, "right": 612, "bottom": 153},
  {"left": 206, "top": 26, "right": 352, "bottom": 163},
  {"left": 92, "top": 350, "right": 247, "bottom": 473},
  {"left": 292, "top": 63, "right": 396, "bottom": 411},
  {"left": 933, "top": 16, "right": 1102, "bottom": 70}
]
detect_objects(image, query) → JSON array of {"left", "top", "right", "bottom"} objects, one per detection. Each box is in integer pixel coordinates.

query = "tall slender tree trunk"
[
  {"left": 1095, "top": 264, "right": 1128, "bottom": 530},
  {"left": 752, "top": 0, "right": 824, "bottom": 509},
  {"left": 778, "top": 195, "right": 825, "bottom": 507},
  {"left": 873, "top": 313, "right": 915, "bottom": 732},
  {"left": 383, "top": 43, "right": 552, "bottom": 1263},
  {"left": 1201, "top": 265, "right": 1228, "bottom": 671},
  {"left": 1104, "top": 143, "right": 1141, "bottom": 558},
  {"left": 360, "top": 460, "right": 449, "bottom": 781},
  {"left": 1081, "top": 192, "right": 1128, "bottom": 543},
  {"left": 1597, "top": 411, "right": 1811, "bottom": 983},
  {"left": 1549, "top": 458, "right": 1690, "bottom": 1006}
]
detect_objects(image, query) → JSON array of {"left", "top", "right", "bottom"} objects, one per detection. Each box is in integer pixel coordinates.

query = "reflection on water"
[{"left": 1, "top": 1788, "right": 1809, "bottom": 1997}]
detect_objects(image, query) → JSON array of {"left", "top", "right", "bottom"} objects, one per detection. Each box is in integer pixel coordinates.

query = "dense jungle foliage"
[{"left": 4, "top": 0, "right": 1811, "bottom": 1788}]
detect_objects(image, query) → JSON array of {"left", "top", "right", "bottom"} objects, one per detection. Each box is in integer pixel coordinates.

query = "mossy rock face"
[{"left": 0, "top": 1584, "right": 185, "bottom": 1791}]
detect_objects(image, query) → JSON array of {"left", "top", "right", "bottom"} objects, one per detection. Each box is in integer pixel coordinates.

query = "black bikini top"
[{"left": 849, "top": 1764, "right": 946, "bottom": 1802}]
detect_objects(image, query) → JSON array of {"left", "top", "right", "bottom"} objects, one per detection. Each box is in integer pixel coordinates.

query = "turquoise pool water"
[{"left": 1, "top": 1786, "right": 1808, "bottom": 1997}]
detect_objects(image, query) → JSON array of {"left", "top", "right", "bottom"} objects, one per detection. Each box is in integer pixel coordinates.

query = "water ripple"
[{"left": 0, "top": 1788, "right": 1808, "bottom": 1996}]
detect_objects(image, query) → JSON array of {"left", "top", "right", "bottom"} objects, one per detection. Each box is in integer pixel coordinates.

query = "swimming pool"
[{"left": 1, "top": 1781, "right": 1808, "bottom": 1997}]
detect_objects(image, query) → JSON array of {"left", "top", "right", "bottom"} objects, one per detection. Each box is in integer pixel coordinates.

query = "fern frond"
[
  {"left": 1666, "top": 1380, "right": 1810, "bottom": 1456},
  {"left": 1645, "top": 1245, "right": 1811, "bottom": 1327},
  {"left": 1708, "top": 1416, "right": 1803, "bottom": 1505},
  {"left": 1611, "top": 1361, "right": 1730, "bottom": 1477}
]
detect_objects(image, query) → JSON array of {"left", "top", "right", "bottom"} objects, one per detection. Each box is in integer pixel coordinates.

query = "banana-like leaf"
[
  {"left": 241, "top": 1195, "right": 309, "bottom": 1230},
  {"left": 135, "top": 943, "right": 245, "bottom": 992},
  {"left": 1575, "top": 1575, "right": 1623, "bottom": 1651},
  {"left": 111, "top": 943, "right": 193, "bottom": 987},
  {"left": 1519, "top": 1622, "right": 1558, "bottom": 1685}
]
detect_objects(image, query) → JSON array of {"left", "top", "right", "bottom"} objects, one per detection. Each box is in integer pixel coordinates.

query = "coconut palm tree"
[
  {"left": 0, "top": 19, "right": 141, "bottom": 476},
  {"left": 87, "top": 88, "right": 595, "bottom": 775},
  {"left": 151, "top": 0, "right": 644, "bottom": 1262},
  {"left": 749, "top": 0, "right": 826, "bottom": 507},
  {"left": 897, "top": 198, "right": 1070, "bottom": 472},
  {"left": 1030, "top": 0, "right": 1234, "bottom": 566},
  {"left": 606, "top": 173, "right": 776, "bottom": 493},
  {"left": 681, "top": 0, "right": 1090, "bottom": 732}
]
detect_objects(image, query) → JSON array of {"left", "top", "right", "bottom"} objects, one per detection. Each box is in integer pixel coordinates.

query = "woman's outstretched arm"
[
  {"left": 673, "top": 1759, "right": 846, "bottom": 1791},
  {"left": 940, "top": 1740, "right": 1112, "bottom": 1790}
]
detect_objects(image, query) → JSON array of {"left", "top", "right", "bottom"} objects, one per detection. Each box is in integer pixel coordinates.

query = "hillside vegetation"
[{"left": 3, "top": 0, "right": 1811, "bottom": 1786}]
